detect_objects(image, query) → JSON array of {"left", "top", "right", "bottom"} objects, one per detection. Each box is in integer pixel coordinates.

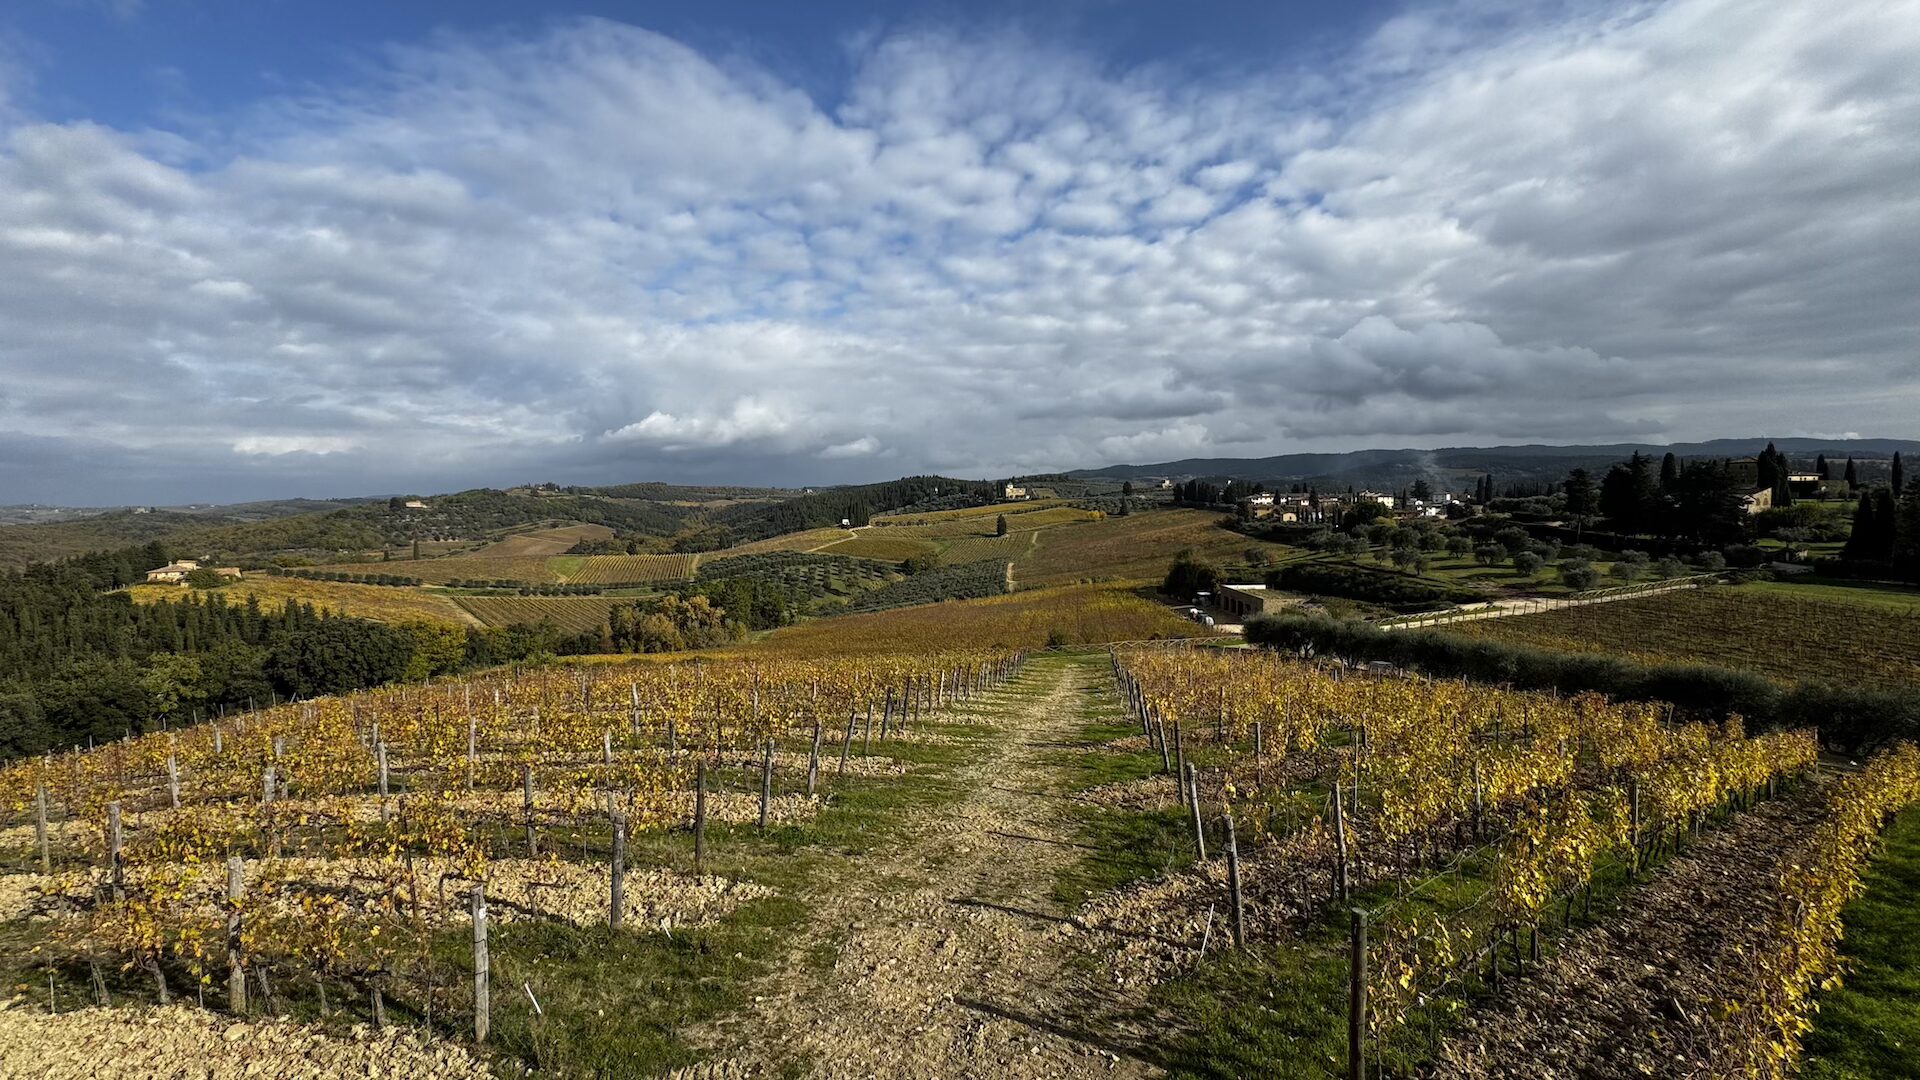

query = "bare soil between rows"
[{"left": 1432, "top": 783, "right": 1830, "bottom": 1079}]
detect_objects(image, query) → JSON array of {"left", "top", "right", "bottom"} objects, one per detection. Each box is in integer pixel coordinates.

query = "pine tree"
[
  {"left": 1660, "top": 452, "right": 1679, "bottom": 491},
  {"left": 1816, "top": 454, "right": 1830, "bottom": 480},
  {"left": 1845, "top": 457, "right": 1858, "bottom": 488},
  {"left": 1894, "top": 452, "right": 1905, "bottom": 495}
]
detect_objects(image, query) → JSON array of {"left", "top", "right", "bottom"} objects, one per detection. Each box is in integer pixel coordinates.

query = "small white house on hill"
[{"left": 145, "top": 559, "right": 242, "bottom": 584}]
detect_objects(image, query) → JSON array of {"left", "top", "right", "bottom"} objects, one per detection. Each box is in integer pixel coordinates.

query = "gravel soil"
[
  {"left": 0, "top": 1002, "right": 493, "bottom": 1079},
  {"left": 670, "top": 655, "right": 1162, "bottom": 1079}
]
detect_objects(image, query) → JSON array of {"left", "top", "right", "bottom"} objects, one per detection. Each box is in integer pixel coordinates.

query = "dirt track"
[{"left": 672, "top": 654, "right": 1160, "bottom": 1079}]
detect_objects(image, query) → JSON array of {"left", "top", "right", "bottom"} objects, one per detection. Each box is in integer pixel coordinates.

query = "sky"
[{"left": 0, "top": 0, "right": 1916, "bottom": 506}]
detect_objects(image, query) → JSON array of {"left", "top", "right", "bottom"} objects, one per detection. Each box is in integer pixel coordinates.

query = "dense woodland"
[
  {"left": 0, "top": 542, "right": 580, "bottom": 758},
  {"left": 696, "top": 475, "right": 994, "bottom": 546}
]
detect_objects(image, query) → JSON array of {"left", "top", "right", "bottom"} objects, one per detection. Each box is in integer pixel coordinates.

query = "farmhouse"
[
  {"left": 1212, "top": 583, "right": 1295, "bottom": 621},
  {"left": 1358, "top": 490, "right": 1396, "bottom": 509},
  {"left": 1741, "top": 487, "right": 1774, "bottom": 515},
  {"left": 1003, "top": 483, "right": 1029, "bottom": 500},
  {"left": 144, "top": 559, "right": 242, "bottom": 584}
]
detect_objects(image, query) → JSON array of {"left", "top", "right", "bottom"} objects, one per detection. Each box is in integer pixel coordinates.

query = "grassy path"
[
  {"left": 673, "top": 652, "right": 1159, "bottom": 1079},
  {"left": 1800, "top": 807, "right": 1920, "bottom": 1079}
]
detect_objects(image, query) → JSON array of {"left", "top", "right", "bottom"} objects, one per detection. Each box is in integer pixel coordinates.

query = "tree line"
[{"left": 0, "top": 542, "right": 594, "bottom": 759}]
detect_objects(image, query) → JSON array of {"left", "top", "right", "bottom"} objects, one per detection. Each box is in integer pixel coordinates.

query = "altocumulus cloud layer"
[{"left": 2, "top": 0, "right": 1918, "bottom": 504}]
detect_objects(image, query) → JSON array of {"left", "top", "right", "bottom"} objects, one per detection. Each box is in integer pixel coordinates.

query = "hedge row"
[
  {"left": 1267, "top": 562, "right": 1481, "bottom": 611},
  {"left": 275, "top": 570, "right": 425, "bottom": 587},
  {"left": 1243, "top": 612, "right": 1917, "bottom": 753}
]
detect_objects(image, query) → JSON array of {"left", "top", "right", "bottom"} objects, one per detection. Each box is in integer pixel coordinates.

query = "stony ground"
[
  {"left": 0, "top": 1002, "right": 493, "bottom": 1079},
  {"left": 672, "top": 654, "right": 1161, "bottom": 1079}
]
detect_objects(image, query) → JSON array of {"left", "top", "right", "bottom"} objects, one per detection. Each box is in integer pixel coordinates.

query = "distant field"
[
  {"left": 870, "top": 499, "right": 1068, "bottom": 525},
  {"left": 1449, "top": 586, "right": 1920, "bottom": 687},
  {"left": 937, "top": 533, "right": 1034, "bottom": 565},
  {"left": 871, "top": 505, "right": 1095, "bottom": 538},
  {"left": 453, "top": 596, "right": 621, "bottom": 633},
  {"left": 470, "top": 523, "right": 615, "bottom": 558},
  {"left": 719, "top": 528, "right": 854, "bottom": 555},
  {"left": 311, "top": 555, "right": 564, "bottom": 585},
  {"left": 741, "top": 582, "right": 1212, "bottom": 656},
  {"left": 567, "top": 553, "right": 702, "bottom": 585},
  {"left": 817, "top": 534, "right": 943, "bottom": 562},
  {"left": 1015, "top": 509, "right": 1295, "bottom": 587},
  {"left": 124, "top": 577, "right": 478, "bottom": 627},
  {"left": 1740, "top": 578, "right": 1920, "bottom": 614}
]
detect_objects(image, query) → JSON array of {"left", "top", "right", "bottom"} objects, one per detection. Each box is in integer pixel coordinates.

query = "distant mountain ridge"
[{"left": 1068, "top": 438, "right": 1920, "bottom": 492}]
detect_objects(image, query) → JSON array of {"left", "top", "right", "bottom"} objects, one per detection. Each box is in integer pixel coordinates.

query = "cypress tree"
[
  {"left": 1660, "top": 452, "right": 1679, "bottom": 491},
  {"left": 1874, "top": 488, "right": 1899, "bottom": 561},
  {"left": 1844, "top": 457, "right": 1858, "bottom": 488},
  {"left": 1894, "top": 452, "right": 1905, "bottom": 495},
  {"left": 1843, "top": 493, "right": 1876, "bottom": 561},
  {"left": 1816, "top": 454, "right": 1830, "bottom": 480}
]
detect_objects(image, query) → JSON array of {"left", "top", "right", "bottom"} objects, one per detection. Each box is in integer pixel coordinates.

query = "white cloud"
[
  {"left": 231, "top": 435, "right": 358, "bottom": 456},
  {"left": 0, "top": 1, "right": 1916, "bottom": 503},
  {"left": 602, "top": 399, "right": 795, "bottom": 451},
  {"left": 821, "top": 436, "right": 881, "bottom": 459}
]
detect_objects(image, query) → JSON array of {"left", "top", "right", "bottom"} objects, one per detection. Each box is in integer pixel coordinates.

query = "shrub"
[
  {"left": 1164, "top": 549, "right": 1223, "bottom": 598},
  {"left": 1559, "top": 560, "right": 1599, "bottom": 590},
  {"left": 183, "top": 568, "right": 231, "bottom": 589},
  {"left": 1512, "top": 551, "right": 1545, "bottom": 576}
]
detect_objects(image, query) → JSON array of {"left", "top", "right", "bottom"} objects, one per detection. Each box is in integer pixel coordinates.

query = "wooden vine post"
[
  {"left": 107, "top": 801, "right": 125, "bottom": 902},
  {"left": 806, "top": 718, "right": 824, "bottom": 797},
  {"left": 609, "top": 813, "right": 627, "bottom": 930},
  {"left": 471, "top": 886, "right": 490, "bottom": 1044},
  {"left": 166, "top": 754, "right": 181, "bottom": 810},
  {"left": 34, "top": 782, "right": 49, "bottom": 873},
  {"left": 522, "top": 765, "right": 537, "bottom": 856},
  {"left": 377, "top": 742, "right": 391, "bottom": 824},
  {"left": 1332, "top": 780, "right": 1351, "bottom": 902},
  {"left": 1628, "top": 777, "right": 1642, "bottom": 878},
  {"left": 1225, "top": 808, "right": 1245, "bottom": 949},
  {"left": 1186, "top": 763, "right": 1207, "bottom": 862},
  {"left": 694, "top": 759, "right": 709, "bottom": 875},
  {"left": 1349, "top": 908, "right": 1368, "bottom": 1080},
  {"left": 226, "top": 856, "right": 246, "bottom": 1014},
  {"left": 759, "top": 739, "right": 774, "bottom": 830},
  {"left": 1174, "top": 722, "right": 1187, "bottom": 802}
]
